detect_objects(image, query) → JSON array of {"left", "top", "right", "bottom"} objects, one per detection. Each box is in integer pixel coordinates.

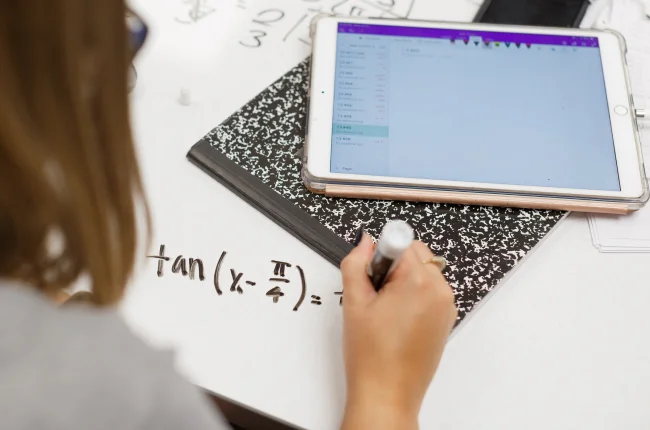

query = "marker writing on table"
[{"left": 361, "top": 220, "right": 414, "bottom": 291}]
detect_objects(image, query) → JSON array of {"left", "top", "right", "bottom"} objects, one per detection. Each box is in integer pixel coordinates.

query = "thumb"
[{"left": 340, "top": 233, "right": 376, "bottom": 307}]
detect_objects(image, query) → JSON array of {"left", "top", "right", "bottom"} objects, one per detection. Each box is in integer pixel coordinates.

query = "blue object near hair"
[{"left": 126, "top": 10, "right": 148, "bottom": 58}]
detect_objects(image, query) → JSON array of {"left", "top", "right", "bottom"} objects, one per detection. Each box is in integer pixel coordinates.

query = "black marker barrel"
[{"left": 367, "top": 220, "right": 414, "bottom": 291}]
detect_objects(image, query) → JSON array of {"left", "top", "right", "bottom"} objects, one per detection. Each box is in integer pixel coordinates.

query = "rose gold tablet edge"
[{"left": 324, "top": 185, "right": 632, "bottom": 214}]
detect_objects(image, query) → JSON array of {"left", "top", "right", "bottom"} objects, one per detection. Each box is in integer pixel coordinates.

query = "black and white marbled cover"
[{"left": 195, "top": 60, "right": 566, "bottom": 323}]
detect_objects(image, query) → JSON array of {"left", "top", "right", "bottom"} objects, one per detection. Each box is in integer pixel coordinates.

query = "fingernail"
[{"left": 353, "top": 227, "right": 364, "bottom": 246}]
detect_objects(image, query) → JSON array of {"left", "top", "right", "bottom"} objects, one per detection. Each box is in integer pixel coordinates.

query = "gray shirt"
[{"left": 0, "top": 282, "right": 230, "bottom": 430}]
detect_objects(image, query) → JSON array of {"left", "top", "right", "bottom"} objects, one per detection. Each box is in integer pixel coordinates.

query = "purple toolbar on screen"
[{"left": 338, "top": 23, "right": 599, "bottom": 47}]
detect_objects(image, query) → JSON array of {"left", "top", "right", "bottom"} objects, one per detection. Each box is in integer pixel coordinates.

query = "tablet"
[{"left": 304, "top": 18, "right": 648, "bottom": 213}]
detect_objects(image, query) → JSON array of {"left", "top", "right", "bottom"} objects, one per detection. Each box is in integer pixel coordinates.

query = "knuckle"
[
  {"left": 413, "top": 240, "right": 433, "bottom": 256},
  {"left": 447, "top": 298, "right": 459, "bottom": 323},
  {"left": 410, "top": 270, "right": 425, "bottom": 288},
  {"left": 451, "top": 303, "right": 459, "bottom": 321},
  {"left": 439, "top": 283, "right": 456, "bottom": 306},
  {"left": 424, "top": 275, "right": 454, "bottom": 302},
  {"left": 340, "top": 255, "right": 355, "bottom": 273},
  {"left": 422, "top": 268, "right": 440, "bottom": 286}
]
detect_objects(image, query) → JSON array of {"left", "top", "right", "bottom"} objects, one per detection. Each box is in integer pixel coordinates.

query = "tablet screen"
[{"left": 330, "top": 23, "right": 620, "bottom": 191}]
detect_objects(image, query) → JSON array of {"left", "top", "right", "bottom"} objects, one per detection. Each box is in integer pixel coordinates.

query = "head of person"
[{"left": 0, "top": 0, "right": 148, "bottom": 305}]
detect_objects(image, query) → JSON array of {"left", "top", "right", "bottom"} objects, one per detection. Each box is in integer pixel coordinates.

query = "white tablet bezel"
[{"left": 306, "top": 17, "right": 644, "bottom": 200}]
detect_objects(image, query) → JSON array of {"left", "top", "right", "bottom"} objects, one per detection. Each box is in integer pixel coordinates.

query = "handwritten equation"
[
  {"left": 148, "top": 245, "right": 343, "bottom": 310},
  {"left": 175, "top": 0, "right": 217, "bottom": 24},
  {"left": 237, "top": 0, "right": 416, "bottom": 48}
]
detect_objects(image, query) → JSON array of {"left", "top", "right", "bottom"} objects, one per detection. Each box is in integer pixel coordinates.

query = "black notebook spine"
[{"left": 187, "top": 140, "right": 353, "bottom": 267}]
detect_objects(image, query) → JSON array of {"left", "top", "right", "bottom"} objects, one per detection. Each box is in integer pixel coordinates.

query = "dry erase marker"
[{"left": 368, "top": 220, "right": 414, "bottom": 290}]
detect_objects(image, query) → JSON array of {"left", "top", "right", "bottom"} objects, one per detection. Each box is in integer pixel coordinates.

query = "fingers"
[
  {"left": 411, "top": 241, "right": 435, "bottom": 262},
  {"left": 386, "top": 244, "right": 421, "bottom": 285},
  {"left": 384, "top": 241, "right": 451, "bottom": 298},
  {"left": 340, "top": 233, "right": 377, "bottom": 307},
  {"left": 341, "top": 235, "right": 455, "bottom": 321},
  {"left": 411, "top": 241, "right": 446, "bottom": 281},
  {"left": 409, "top": 242, "right": 457, "bottom": 323}
]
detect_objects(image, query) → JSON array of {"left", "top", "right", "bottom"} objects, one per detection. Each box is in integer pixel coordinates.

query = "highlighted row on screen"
[{"left": 333, "top": 124, "right": 390, "bottom": 137}]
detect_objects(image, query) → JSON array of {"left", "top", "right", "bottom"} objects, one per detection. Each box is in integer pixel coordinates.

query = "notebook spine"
[{"left": 187, "top": 140, "right": 353, "bottom": 267}]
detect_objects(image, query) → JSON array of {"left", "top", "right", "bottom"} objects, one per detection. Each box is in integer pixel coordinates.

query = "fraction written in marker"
[
  {"left": 147, "top": 244, "right": 338, "bottom": 312},
  {"left": 238, "top": 0, "right": 416, "bottom": 48}
]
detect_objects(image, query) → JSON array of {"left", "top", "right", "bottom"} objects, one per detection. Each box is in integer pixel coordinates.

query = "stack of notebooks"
[{"left": 188, "top": 59, "right": 567, "bottom": 325}]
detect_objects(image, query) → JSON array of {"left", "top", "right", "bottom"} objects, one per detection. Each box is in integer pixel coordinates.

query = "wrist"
[{"left": 342, "top": 386, "right": 419, "bottom": 430}]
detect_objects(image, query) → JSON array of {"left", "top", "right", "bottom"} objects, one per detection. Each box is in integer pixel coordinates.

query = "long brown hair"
[{"left": 0, "top": 0, "right": 148, "bottom": 305}]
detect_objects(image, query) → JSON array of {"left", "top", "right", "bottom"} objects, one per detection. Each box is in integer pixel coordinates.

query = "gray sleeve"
[
  {"left": 0, "top": 285, "right": 235, "bottom": 430},
  {"left": 144, "top": 363, "right": 232, "bottom": 430}
]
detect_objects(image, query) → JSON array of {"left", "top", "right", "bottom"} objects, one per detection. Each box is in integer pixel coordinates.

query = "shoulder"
[
  {"left": 0, "top": 283, "right": 226, "bottom": 430},
  {"left": 0, "top": 283, "right": 172, "bottom": 386}
]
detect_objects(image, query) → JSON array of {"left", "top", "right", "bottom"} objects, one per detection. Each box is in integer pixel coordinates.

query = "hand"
[{"left": 340, "top": 233, "right": 457, "bottom": 430}]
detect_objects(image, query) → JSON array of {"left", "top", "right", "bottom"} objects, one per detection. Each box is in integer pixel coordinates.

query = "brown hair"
[{"left": 0, "top": 0, "right": 148, "bottom": 305}]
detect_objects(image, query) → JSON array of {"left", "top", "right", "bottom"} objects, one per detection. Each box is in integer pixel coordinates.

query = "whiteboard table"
[{"left": 122, "top": 0, "right": 650, "bottom": 428}]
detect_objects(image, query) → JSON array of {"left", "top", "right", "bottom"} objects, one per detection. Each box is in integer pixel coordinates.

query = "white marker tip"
[{"left": 378, "top": 220, "right": 414, "bottom": 260}]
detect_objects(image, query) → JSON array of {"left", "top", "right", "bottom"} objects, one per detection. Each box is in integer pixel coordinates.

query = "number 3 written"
[{"left": 239, "top": 30, "right": 267, "bottom": 48}]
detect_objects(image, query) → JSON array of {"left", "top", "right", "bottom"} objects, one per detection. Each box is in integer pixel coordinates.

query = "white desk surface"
[{"left": 123, "top": 1, "right": 650, "bottom": 428}]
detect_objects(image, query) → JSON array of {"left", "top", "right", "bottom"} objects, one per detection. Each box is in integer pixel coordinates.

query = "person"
[{"left": 0, "top": 1, "right": 457, "bottom": 429}]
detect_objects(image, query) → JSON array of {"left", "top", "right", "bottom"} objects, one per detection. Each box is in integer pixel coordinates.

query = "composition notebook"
[{"left": 188, "top": 59, "right": 567, "bottom": 324}]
